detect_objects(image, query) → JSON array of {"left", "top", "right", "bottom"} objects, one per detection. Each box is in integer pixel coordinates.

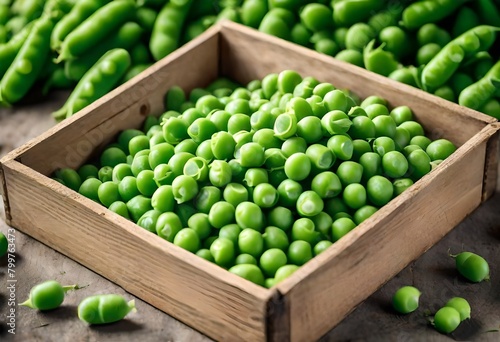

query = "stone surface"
[{"left": 0, "top": 97, "right": 499, "bottom": 342}]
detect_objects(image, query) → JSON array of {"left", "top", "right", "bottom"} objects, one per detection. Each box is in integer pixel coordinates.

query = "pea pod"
[
  {"left": 0, "top": 17, "right": 52, "bottom": 106},
  {"left": 57, "top": 0, "right": 135, "bottom": 62},
  {"left": 16, "top": 0, "right": 44, "bottom": 22},
  {"left": 4, "top": 15, "right": 27, "bottom": 36},
  {"left": 135, "top": 7, "right": 157, "bottom": 32},
  {"left": 149, "top": 0, "right": 194, "bottom": 61},
  {"left": 367, "top": 4, "right": 404, "bottom": 34},
  {"left": 0, "top": 5, "right": 10, "bottom": 25},
  {"left": 64, "top": 22, "right": 143, "bottom": 81},
  {"left": 78, "top": 294, "right": 136, "bottom": 324},
  {"left": 459, "top": 60, "right": 500, "bottom": 110},
  {"left": 51, "top": 0, "right": 110, "bottom": 52},
  {"left": 420, "top": 26, "right": 500, "bottom": 91},
  {"left": 20, "top": 280, "right": 78, "bottom": 311},
  {"left": 52, "top": 48, "right": 131, "bottom": 120},
  {"left": 475, "top": 0, "right": 500, "bottom": 26},
  {"left": 401, "top": 0, "right": 468, "bottom": 30},
  {"left": 334, "top": 0, "right": 386, "bottom": 27}
]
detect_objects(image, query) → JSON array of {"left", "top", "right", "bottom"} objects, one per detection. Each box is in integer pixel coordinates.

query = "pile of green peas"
[
  {"left": 2, "top": 1, "right": 499, "bottom": 118},
  {"left": 53, "top": 70, "right": 457, "bottom": 287}
]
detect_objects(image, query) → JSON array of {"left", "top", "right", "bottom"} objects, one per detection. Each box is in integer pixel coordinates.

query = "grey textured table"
[{"left": 0, "top": 93, "right": 499, "bottom": 342}]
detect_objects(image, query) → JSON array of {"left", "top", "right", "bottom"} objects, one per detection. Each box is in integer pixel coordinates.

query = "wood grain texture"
[
  {"left": 275, "top": 124, "right": 499, "bottom": 342},
  {"left": 8, "top": 26, "right": 220, "bottom": 176},
  {"left": 219, "top": 21, "right": 496, "bottom": 148},
  {"left": 483, "top": 122, "right": 500, "bottom": 200},
  {"left": 2, "top": 158, "right": 273, "bottom": 341}
]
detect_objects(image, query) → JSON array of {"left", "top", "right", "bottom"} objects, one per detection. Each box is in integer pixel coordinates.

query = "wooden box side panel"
[
  {"left": 219, "top": 22, "right": 495, "bottom": 147},
  {"left": 482, "top": 122, "right": 500, "bottom": 200},
  {"left": 3, "top": 160, "right": 272, "bottom": 342},
  {"left": 11, "top": 29, "right": 220, "bottom": 176},
  {"left": 276, "top": 125, "right": 497, "bottom": 342}
]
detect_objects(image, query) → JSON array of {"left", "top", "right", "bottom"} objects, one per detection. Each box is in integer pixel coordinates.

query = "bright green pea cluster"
[
  {"left": 433, "top": 297, "right": 471, "bottom": 334},
  {"left": 54, "top": 70, "right": 457, "bottom": 287}
]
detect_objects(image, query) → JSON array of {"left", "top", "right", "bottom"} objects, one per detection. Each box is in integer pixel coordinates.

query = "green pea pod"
[
  {"left": 363, "top": 40, "right": 400, "bottom": 77},
  {"left": 452, "top": 7, "right": 479, "bottom": 38},
  {"left": 475, "top": 0, "right": 500, "bottom": 26},
  {"left": 17, "top": 0, "right": 44, "bottom": 22},
  {"left": 459, "top": 60, "right": 500, "bottom": 110},
  {"left": 420, "top": 25, "right": 500, "bottom": 91},
  {"left": 367, "top": 4, "right": 404, "bottom": 34},
  {"left": 78, "top": 294, "right": 136, "bottom": 324},
  {"left": 136, "top": 0, "right": 167, "bottom": 8},
  {"left": 401, "top": 0, "right": 468, "bottom": 30},
  {"left": 52, "top": 48, "right": 131, "bottom": 121},
  {"left": 5, "top": 15, "right": 28, "bottom": 36},
  {"left": 0, "top": 5, "right": 10, "bottom": 25},
  {"left": 0, "top": 17, "right": 52, "bottom": 106},
  {"left": 64, "top": 22, "right": 143, "bottom": 81},
  {"left": 51, "top": 0, "right": 110, "bottom": 52},
  {"left": 43, "top": 0, "right": 77, "bottom": 21},
  {"left": 135, "top": 7, "right": 157, "bottom": 32},
  {"left": 334, "top": 0, "right": 386, "bottom": 27},
  {"left": 149, "top": 0, "right": 194, "bottom": 61},
  {"left": 57, "top": 0, "right": 136, "bottom": 62},
  {"left": 0, "top": 25, "right": 6, "bottom": 43}
]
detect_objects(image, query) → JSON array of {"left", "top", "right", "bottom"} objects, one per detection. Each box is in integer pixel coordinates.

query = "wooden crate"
[{"left": 1, "top": 22, "right": 499, "bottom": 341}]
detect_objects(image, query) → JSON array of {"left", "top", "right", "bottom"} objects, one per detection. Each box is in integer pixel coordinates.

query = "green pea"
[
  {"left": 235, "top": 201, "right": 265, "bottom": 231},
  {"left": 20, "top": 280, "right": 77, "bottom": 311},
  {"left": 453, "top": 251, "right": 490, "bottom": 282},
  {"left": 331, "top": 217, "right": 357, "bottom": 241},
  {"left": 284, "top": 152, "right": 311, "bottom": 181},
  {"left": 342, "top": 183, "right": 367, "bottom": 210},
  {"left": 262, "top": 226, "right": 290, "bottom": 251},
  {"left": 416, "top": 43, "right": 441, "bottom": 66},
  {"left": 306, "top": 144, "right": 335, "bottom": 171},
  {"left": 433, "top": 307, "right": 461, "bottom": 334},
  {"left": 277, "top": 179, "right": 303, "bottom": 208},
  {"left": 335, "top": 49, "right": 364, "bottom": 67},
  {"left": 108, "top": 201, "right": 130, "bottom": 219},
  {"left": 228, "top": 264, "right": 265, "bottom": 286},
  {"left": 238, "top": 228, "right": 264, "bottom": 259},
  {"left": 266, "top": 207, "right": 293, "bottom": 232},
  {"left": 56, "top": 168, "right": 82, "bottom": 192},
  {"left": 399, "top": 121, "right": 424, "bottom": 139},
  {"left": 353, "top": 205, "right": 378, "bottom": 225},
  {"left": 359, "top": 152, "right": 382, "bottom": 181},
  {"left": 208, "top": 201, "right": 235, "bottom": 229},
  {"left": 78, "top": 294, "right": 136, "bottom": 325},
  {"left": 348, "top": 116, "right": 376, "bottom": 140},
  {"left": 126, "top": 195, "right": 152, "bottom": 222},
  {"left": 393, "top": 178, "right": 414, "bottom": 196},
  {"left": 296, "top": 190, "right": 324, "bottom": 217},
  {"left": 366, "top": 175, "right": 393, "bottom": 206},
  {"left": 281, "top": 137, "right": 307, "bottom": 157},
  {"left": 345, "top": 23, "right": 375, "bottom": 51},
  {"left": 235, "top": 253, "right": 257, "bottom": 266},
  {"left": 216, "top": 224, "right": 240, "bottom": 246},
  {"left": 274, "top": 264, "right": 299, "bottom": 283},
  {"left": 287, "top": 240, "right": 313, "bottom": 266},
  {"left": 97, "top": 181, "right": 121, "bottom": 208},
  {"left": 98, "top": 166, "right": 113, "bottom": 183},
  {"left": 77, "top": 164, "right": 99, "bottom": 181},
  {"left": 291, "top": 218, "right": 321, "bottom": 245},
  {"left": 173, "top": 228, "right": 200, "bottom": 253},
  {"left": 337, "top": 161, "right": 364, "bottom": 186},
  {"left": 426, "top": 139, "right": 456, "bottom": 161},
  {"left": 196, "top": 249, "right": 214, "bottom": 262},
  {"left": 392, "top": 285, "right": 421, "bottom": 314},
  {"left": 311, "top": 171, "right": 342, "bottom": 199},
  {"left": 194, "top": 186, "right": 221, "bottom": 214},
  {"left": 445, "top": 297, "right": 471, "bottom": 321},
  {"left": 260, "top": 249, "right": 288, "bottom": 278},
  {"left": 155, "top": 212, "right": 182, "bottom": 242},
  {"left": 209, "top": 160, "right": 232, "bottom": 187},
  {"left": 382, "top": 151, "right": 409, "bottom": 178},
  {"left": 79, "top": 178, "right": 102, "bottom": 202}
]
